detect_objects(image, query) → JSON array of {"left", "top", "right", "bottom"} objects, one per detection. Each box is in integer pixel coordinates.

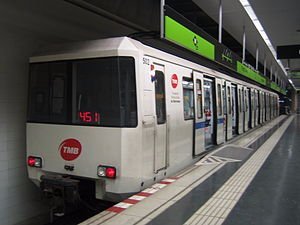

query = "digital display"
[{"left": 78, "top": 111, "right": 100, "bottom": 124}]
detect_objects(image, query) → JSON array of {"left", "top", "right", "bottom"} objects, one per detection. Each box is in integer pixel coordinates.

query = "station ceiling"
[
  {"left": 1, "top": 0, "right": 298, "bottom": 89},
  {"left": 191, "top": 0, "right": 300, "bottom": 89}
]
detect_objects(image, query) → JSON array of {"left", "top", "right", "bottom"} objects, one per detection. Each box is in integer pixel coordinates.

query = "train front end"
[{"left": 26, "top": 39, "right": 142, "bottom": 204}]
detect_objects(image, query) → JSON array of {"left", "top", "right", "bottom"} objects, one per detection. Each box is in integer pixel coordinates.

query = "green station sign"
[
  {"left": 163, "top": 6, "right": 286, "bottom": 95},
  {"left": 237, "top": 62, "right": 266, "bottom": 85},
  {"left": 270, "top": 82, "right": 286, "bottom": 95},
  {"left": 165, "top": 16, "right": 215, "bottom": 61}
]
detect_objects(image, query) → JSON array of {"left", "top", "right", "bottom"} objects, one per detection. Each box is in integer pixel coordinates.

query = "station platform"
[{"left": 80, "top": 114, "right": 298, "bottom": 225}]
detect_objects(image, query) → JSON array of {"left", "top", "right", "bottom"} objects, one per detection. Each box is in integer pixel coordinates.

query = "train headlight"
[
  {"left": 27, "top": 156, "right": 42, "bottom": 168},
  {"left": 97, "top": 165, "right": 116, "bottom": 179}
]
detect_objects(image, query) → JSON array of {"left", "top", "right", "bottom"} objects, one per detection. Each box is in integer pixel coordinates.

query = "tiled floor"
[
  {"left": 146, "top": 116, "right": 295, "bottom": 225},
  {"left": 223, "top": 115, "right": 300, "bottom": 225}
]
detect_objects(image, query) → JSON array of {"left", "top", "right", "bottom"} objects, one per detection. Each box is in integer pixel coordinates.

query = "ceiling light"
[{"left": 238, "top": 0, "right": 288, "bottom": 78}]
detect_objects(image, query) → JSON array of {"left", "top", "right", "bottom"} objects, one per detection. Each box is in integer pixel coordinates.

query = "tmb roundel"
[
  {"left": 171, "top": 74, "right": 178, "bottom": 88},
  {"left": 59, "top": 138, "right": 82, "bottom": 161}
]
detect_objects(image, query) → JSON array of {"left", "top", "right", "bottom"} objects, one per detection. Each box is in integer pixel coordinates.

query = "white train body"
[{"left": 27, "top": 37, "right": 279, "bottom": 201}]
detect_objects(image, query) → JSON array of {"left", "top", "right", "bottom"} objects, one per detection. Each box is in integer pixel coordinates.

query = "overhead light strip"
[{"left": 239, "top": 0, "right": 287, "bottom": 77}]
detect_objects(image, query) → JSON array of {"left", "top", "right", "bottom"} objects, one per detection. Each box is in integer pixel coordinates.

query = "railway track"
[{"left": 43, "top": 200, "right": 114, "bottom": 225}]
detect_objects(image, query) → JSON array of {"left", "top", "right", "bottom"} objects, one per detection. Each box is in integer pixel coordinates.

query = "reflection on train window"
[
  {"left": 217, "top": 84, "right": 222, "bottom": 116},
  {"left": 28, "top": 62, "right": 68, "bottom": 123},
  {"left": 182, "top": 77, "right": 194, "bottom": 120},
  {"left": 196, "top": 80, "right": 203, "bottom": 119},
  {"left": 52, "top": 76, "right": 65, "bottom": 114},
  {"left": 155, "top": 71, "right": 166, "bottom": 124}
]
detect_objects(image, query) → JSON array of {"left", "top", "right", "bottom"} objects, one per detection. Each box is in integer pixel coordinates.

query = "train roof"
[
  {"left": 28, "top": 36, "right": 278, "bottom": 95},
  {"left": 29, "top": 36, "right": 214, "bottom": 74},
  {"left": 30, "top": 37, "right": 142, "bottom": 63}
]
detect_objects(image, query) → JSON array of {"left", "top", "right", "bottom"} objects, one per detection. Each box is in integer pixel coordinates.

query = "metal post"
[
  {"left": 242, "top": 26, "right": 246, "bottom": 62},
  {"left": 218, "top": 0, "right": 223, "bottom": 43},
  {"left": 160, "top": 0, "right": 165, "bottom": 39},
  {"left": 264, "top": 57, "right": 266, "bottom": 76},
  {"left": 270, "top": 64, "right": 273, "bottom": 81},
  {"left": 255, "top": 44, "right": 259, "bottom": 70}
]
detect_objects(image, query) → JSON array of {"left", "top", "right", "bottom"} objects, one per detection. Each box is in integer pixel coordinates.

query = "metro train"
[{"left": 26, "top": 37, "right": 279, "bottom": 205}]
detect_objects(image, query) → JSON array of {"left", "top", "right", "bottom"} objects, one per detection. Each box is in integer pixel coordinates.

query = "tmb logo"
[
  {"left": 59, "top": 138, "right": 82, "bottom": 161},
  {"left": 171, "top": 74, "right": 178, "bottom": 88}
]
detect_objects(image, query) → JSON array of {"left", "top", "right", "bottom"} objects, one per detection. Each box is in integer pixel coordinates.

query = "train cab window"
[
  {"left": 28, "top": 57, "right": 137, "bottom": 127},
  {"left": 182, "top": 77, "right": 194, "bottom": 120},
  {"left": 75, "top": 57, "right": 137, "bottom": 127},
  {"left": 155, "top": 71, "right": 166, "bottom": 124},
  {"left": 217, "top": 84, "right": 222, "bottom": 116},
  {"left": 196, "top": 80, "right": 203, "bottom": 119}
]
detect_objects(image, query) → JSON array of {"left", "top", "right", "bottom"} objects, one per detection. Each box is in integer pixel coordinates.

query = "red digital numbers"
[{"left": 78, "top": 112, "right": 100, "bottom": 123}]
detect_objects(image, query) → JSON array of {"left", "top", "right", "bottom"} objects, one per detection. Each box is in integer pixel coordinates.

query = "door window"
[
  {"left": 155, "top": 71, "right": 166, "bottom": 124},
  {"left": 217, "top": 84, "right": 222, "bottom": 116},
  {"left": 196, "top": 80, "right": 203, "bottom": 119}
]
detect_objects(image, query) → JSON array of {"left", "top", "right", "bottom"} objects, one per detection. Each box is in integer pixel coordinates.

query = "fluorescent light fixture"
[{"left": 238, "top": 0, "right": 288, "bottom": 77}]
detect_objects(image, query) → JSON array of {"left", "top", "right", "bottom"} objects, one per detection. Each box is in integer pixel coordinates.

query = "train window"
[
  {"left": 196, "top": 80, "right": 203, "bottom": 119},
  {"left": 227, "top": 86, "right": 231, "bottom": 114},
  {"left": 182, "top": 77, "right": 194, "bottom": 120},
  {"left": 217, "top": 84, "right": 222, "bottom": 116},
  {"left": 155, "top": 71, "right": 166, "bottom": 124},
  {"left": 28, "top": 57, "right": 137, "bottom": 127},
  {"left": 75, "top": 57, "right": 137, "bottom": 127}
]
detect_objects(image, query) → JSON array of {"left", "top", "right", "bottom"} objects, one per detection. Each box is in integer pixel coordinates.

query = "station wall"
[
  {"left": 0, "top": 0, "right": 136, "bottom": 224},
  {"left": 0, "top": 28, "right": 48, "bottom": 225}
]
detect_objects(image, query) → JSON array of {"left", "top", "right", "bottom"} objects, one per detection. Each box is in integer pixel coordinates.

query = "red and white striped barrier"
[{"left": 106, "top": 177, "right": 178, "bottom": 213}]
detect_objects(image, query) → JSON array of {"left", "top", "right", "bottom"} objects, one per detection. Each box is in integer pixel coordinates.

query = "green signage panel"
[
  {"left": 237, "top": 62, "right": 266, "bottom": 85},
  {"left": 163, "top": 6, "right": 286, "bottom": 95},
  {"left": 164, "top": 16, "right": 215, "bottom": 61},
  {"left": 270, "top": 82, "right": 286, "bottom": 95}
]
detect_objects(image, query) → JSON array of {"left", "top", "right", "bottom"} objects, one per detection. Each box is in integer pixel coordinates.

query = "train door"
[
  {"left": 216, "top": 78, "right": 224, "bottom": 144},
  {"left": 231, "top": 85, "right": 238, "bottom": 136},
  {"left": 244, "top": 87, "right": 249, "bottom": 132},
  {"left": 250, "top": 88, "right": 255, "bottom": 128},
  {"left": 226, "top": 81, "right": 233, "bottom": 140},
  {"left": 153, "top": 64, "right": 167, "bottom": 172},
  {"left": 237, "top": 85, "right": 244, "bottom": 134},
  {"left": 203, "top": 77, "right": 214, "bottom": 147},
  {"left": 193, "top": 71, "right": 205, "bottom": 155}
]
